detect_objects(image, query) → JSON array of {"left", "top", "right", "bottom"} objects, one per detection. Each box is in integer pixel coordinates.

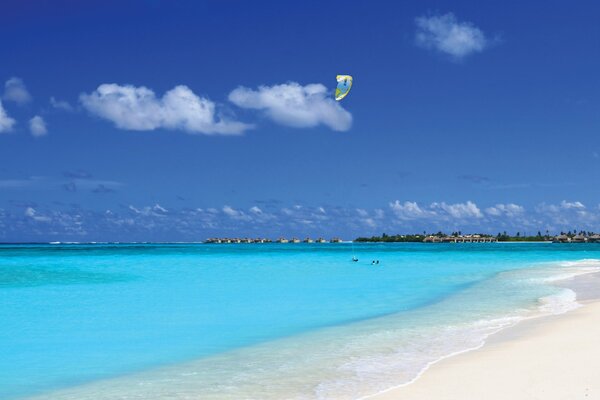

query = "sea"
[{"left": 1, "top": 242, "right": 599, "bottom": 399}]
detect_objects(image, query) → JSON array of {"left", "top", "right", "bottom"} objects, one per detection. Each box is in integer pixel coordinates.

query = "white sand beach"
[{"left": 369, "top": 299, "right": 600, "bottom": 400}]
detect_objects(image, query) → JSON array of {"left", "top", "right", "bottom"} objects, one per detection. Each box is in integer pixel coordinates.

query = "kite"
[{"left": 335, "top": 75, "right": 353, "bottom": 101}]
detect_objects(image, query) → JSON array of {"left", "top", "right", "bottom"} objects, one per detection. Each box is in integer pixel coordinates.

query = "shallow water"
[{"left": 1, "top": 243, "right": 599, "bottom": 399}]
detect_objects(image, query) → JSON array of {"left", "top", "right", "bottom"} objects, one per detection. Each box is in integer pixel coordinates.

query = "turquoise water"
[{"left": 1, "top": 243, "right": 599, "bottom": 399}]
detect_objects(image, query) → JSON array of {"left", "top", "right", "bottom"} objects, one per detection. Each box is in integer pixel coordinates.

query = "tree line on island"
[{"left": 355, "top": 230, "right": 600, "bottom": 243}]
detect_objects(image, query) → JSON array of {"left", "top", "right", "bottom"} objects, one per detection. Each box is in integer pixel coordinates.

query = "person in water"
[{"left": 352, "top": 257, "right": 358, "bottom": 262}]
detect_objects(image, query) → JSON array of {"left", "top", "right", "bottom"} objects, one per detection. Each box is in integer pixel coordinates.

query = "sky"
[{"left": 1, "top": 0, "right": 600, "bottom": 241}]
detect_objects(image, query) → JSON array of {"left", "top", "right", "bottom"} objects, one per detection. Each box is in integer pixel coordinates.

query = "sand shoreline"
[{"left": 367, "top": 272, "right": 600, "bottom": 400}]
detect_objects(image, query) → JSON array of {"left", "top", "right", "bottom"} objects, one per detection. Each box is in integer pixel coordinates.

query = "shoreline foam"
[
  {"left": 367, "top": 269, "right": 600, "bottom": 400},
  {"left": 361, "top": 261, "right": 600, "bottom": 399}
]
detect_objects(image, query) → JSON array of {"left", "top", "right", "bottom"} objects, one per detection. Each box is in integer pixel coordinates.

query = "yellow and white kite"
[{"left": 335, "top": 75, "right": 353, "bottom": 101}]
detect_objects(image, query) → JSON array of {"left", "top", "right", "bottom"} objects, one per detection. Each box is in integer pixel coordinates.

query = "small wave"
[
  {"left": 559, "top": 258, "right": 600, "bottom": 267},
  {"left": 514, "top": 259, "right": 600, "bottom": 284},
  {"left": 352, "top": 314, "right": 524, "bottom": 400},
  {"left": 537, "top": 288, "right": 580, "bottom": 315}
]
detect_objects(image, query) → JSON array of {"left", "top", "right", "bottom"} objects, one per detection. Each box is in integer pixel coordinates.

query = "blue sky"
[{"left": 1, "top": 0, "right": 600, "bottom": 241}]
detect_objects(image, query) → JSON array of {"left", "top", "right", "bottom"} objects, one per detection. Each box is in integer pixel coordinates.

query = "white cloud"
[
  {"left": 80, "top": 83, "right": 252, "bottom": 135},
  {"left": 535, "top": 203, "right": 559, "bottom": 214},
  {"left": 356, "top": 208, "right": 369, "bottom": 217},
  {"left": 362, "top": 218, "right": 377, "bottom": 228},
  {"left": 222, "top": 205, "right": 252, "bottom": 221},
  {"left": 540, "top": 201, "right": 586, "bottom": 214},
  {"left": 24, "top": 207, "right": 51, "bottom": 222},
  {"left": 29, "top": 115, "right": 47, "bottom": 137},
  {"left": 389, "top": 201, "right": 435, "bottom": 219},
  {"left": 222, "top": 205, "right": 239, "bottom": 217},
  {"left": 3, "top": 77, "right": 32, "bottom": 104},
  {"left": 356, "top": 208, "right": 377, "bottom": 227},
  {"left": 560, "top": 200, "right": 585, "bottom": 210},
  {"left": 128, "top": 204, "right": 168, "bottom": 217},
  {"left": 537, "top": 201, "right": 586, "bottom": 214},
  {"left": 415, "top": 13, "right": 489, "bottom": 59},
  {"left": 431, "top": 201, "right": 483, "bottom": 218},
  {"left": 485, "top": 207, "right": 501, "bottom": 217},
  {"left": 534, "top": 200, "right": 592, "bottom": 228},
  {"left": 485, "top": 203, "right": 524, "bottom": 217},
  {"left": 0, "top": 100, "right": 16, "bottom": 133},
  {"left": 229, "top": 82, "right": 352, "bottom": 131},
  {"left": 50, "top": 97, "right": 74, "bottom": 111},
  {"left": 153, "top": 204, "right": 168, "bottom": 213},
  {"left": 248, "top": 206, "right": 279, "bottom": 223}
]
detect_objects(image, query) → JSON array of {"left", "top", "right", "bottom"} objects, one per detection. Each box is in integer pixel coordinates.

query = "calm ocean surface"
[{"left": 1, "top": 242, "right": 599, "bottom": 399}]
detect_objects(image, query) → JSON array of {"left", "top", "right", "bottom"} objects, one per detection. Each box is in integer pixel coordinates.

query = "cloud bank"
[
  {"left": 80, "top": 84, "right": 252, "bottom": 135},
  {"left": 6, "top": 79, "right": 351, "bottom": 136},
  {"left": 485, "top": 203, "right": 524, "bottom": 217},
  {"left": 229, "top": 82, "right": 352, "bottom": 131},
  {"left": 415, "top": 13, "right": 489, "bottom": 59},
  {"left": 390, "top": 200, "right": 484, "bottom": 220},
  {"left": 0, "top": 100, "right": 16, "bottom": 133},
  {"left": 431, "top": 201, "right": 483, "bottom": 219},
  {"left": 3, "top": 199, "right": 600, "bottom": 242}
]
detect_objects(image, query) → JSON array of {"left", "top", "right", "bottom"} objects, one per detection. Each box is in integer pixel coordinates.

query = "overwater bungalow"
[
  {"left": 589, "top": 234, "right": 600, "bottom": 243},
  {"left": 553, "top": 234, "right": 571, "bottom": 243},
  {"left": 572, "top": 234, "right": 588, "bottom": 243},
  {"left": 330, "top": 237, "right": 342, "bottom": 243},
  {"left": 206, "top": 236, "right": 344, "bottom": 244}
]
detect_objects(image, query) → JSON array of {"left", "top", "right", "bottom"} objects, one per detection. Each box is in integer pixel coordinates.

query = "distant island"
[{"left": 354, "top": 231, "right": 600, "bottom": 243}]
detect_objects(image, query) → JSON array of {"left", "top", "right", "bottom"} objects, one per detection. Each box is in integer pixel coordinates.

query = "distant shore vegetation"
[{"left": 355, "top": 230, "right": 600, "bottom": 243}]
